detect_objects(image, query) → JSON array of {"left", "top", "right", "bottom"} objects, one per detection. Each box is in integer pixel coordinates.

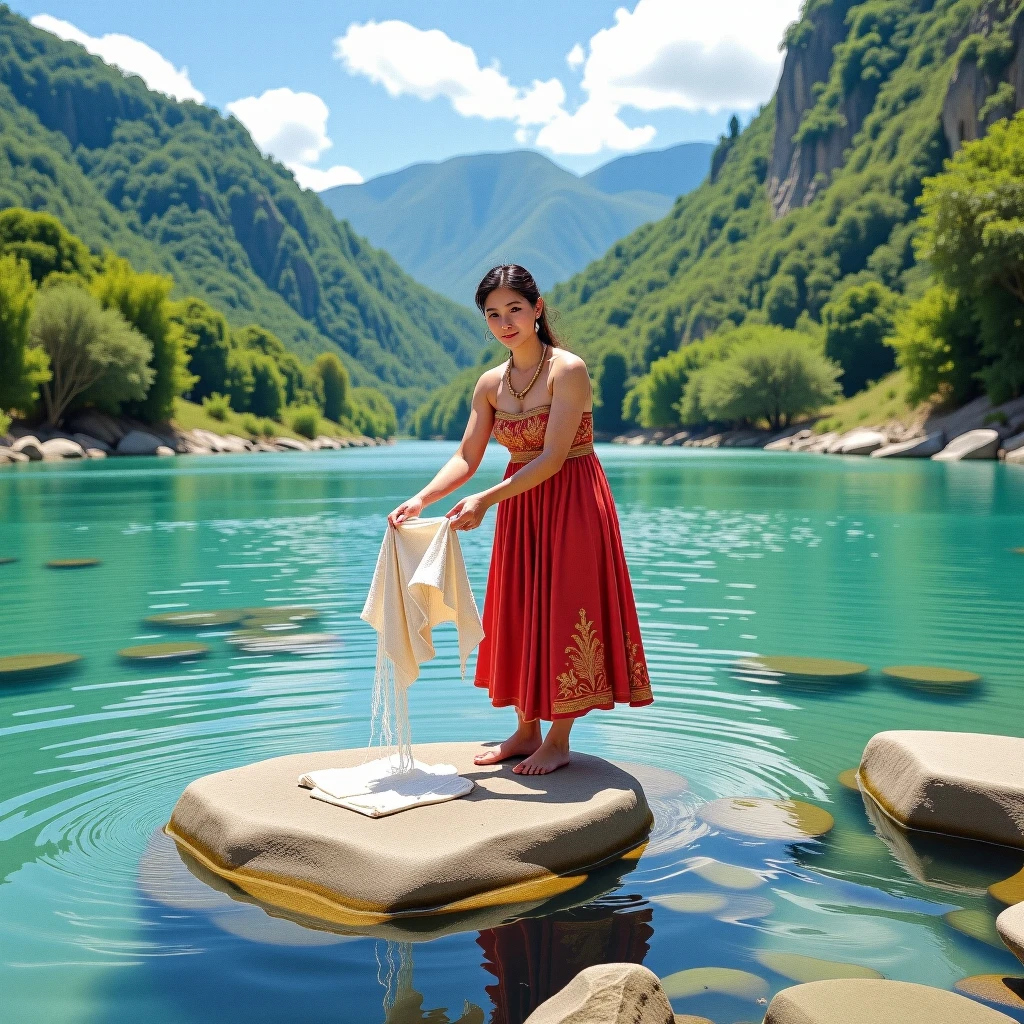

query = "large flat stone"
[
  {"left": 872, "top": 432, "right": 945, "bottom": 458},
  {"left": 859, "top": 731, "right": 1024, "bottom": 849},
  {"left": 765, "top": 979, "right": 1015, "bottom": 1022},
  {"left": 998, "top": 903, "right": 1024, "bottom": 967},
  {"left": 524, "top": 964, "right": 673, "bottom": 1024},
  {"left": 167, "top": 742, "right": 651, "bottom": 928},
  {"left": 933, "top": 428, "right": 1001, "bottom": 461}
]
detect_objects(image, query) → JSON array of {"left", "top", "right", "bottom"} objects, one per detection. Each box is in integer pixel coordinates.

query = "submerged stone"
[
  {"left": 740, "top": 655, "right": 868, "bottom": 679},
  {"left": 954, "top": 975, "right": 1024, "bottom": 1012},
  {"left": 945, "top": 909, "right": 1005, "bottom": 949},
  {"left": 754, "top": 950, "right": 882, "bottom": 983},
  {"left": 242, "top": 606, "right": 320, "bottom": 627},
  {"left": 859, "top": 731, "right": 1024, "bottom": 849},
  {"left": 0, "top": 652, "right": 81, "bottom": 676},
  {"left": 166, "top": 742, "right": 651, "bottom": 930},
  {"left": 651, "top": 893, "right": 729, "bottom": 915},
  {"left": 686, "top": 856, "right": 765, "bottom": 890},
  {"left": 230, "top": 632, "right": 342, "bottom": 654},
  {"left": 146, "top": 610, "right": 246, "bottom": 628},
  {"left": 119, "top": 642, "right": 210, "bottom": 661},
  {"left": 882, "top": 665, "right": 981, "bottom": 686},
  {"left": 767, "top": 979, "right": 1013, "bottom": 1023},
  {"left": 698, "top": 797, "right": 834, "bottom": 840},
  {"left": 837, "top": 769, "right": 861, "bottom": 791},
  {"left": 46, "top": 558, "right": 101, "bottom": 568},
  {"left": 991, "top": 868, "right": 1024, "bottom": 907},
  {"left": 0, "top": 556, "right": 17, "bottom": 565},
  {"left": 660, "top": 967, "right": 768, "bottom": 1001}
]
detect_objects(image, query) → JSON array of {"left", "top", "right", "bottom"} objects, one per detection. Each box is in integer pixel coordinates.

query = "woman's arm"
[
  {"left": 447, "top": 360, "right": 591, "bottom": 530},
  {"left": 388, "top": 373, "right": 496, "bottom": 526}
]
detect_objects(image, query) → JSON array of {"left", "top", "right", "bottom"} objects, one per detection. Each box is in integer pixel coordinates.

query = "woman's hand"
[
  {"left": 445, "top": 493, "right": 489, "bottom": 531},
  {"left": 388, "top": 496, "right": 424, "bottom": 528}
]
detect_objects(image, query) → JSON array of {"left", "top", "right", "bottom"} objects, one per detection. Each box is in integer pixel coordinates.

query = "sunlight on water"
[{"left": 1, "top": 444, "right": 1022, "bottom": 1023}]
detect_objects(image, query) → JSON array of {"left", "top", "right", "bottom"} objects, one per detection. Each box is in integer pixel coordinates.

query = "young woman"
[{"left": 388, "top": 265, "right": 652, "bottom": 775}]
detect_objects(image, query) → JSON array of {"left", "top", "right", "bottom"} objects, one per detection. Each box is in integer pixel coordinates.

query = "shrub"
[
  {"left": 290, "top": 404, "right": 320, "bottom": 439},
  {"left": 29, "top": 283, "right": 154, "bottom": 425},
  {"left": 259, "top": 418, "right": 276, "bottom": 438},
  {"left": 239, "top": 412, "right": 260, "bottom": 436},
  {"left": 679, "top": 328, "right": 842, "bottom": 430},
  {"left": 0, "top": 410, "right": 11, "bottom": 438},
  {"left": 202, "top": 392, "right": 230, "bottom": 422},
  {"left": 312, "top": 351, "right": 351, "bottom": 423}
]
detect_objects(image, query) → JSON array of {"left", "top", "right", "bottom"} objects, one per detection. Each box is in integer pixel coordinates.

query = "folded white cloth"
[
  {"left": 298, "top": 756, "right": 474, "bottom": 818},
  {"left": 360, "top": 516, "right": 484, "bottom": 688}
]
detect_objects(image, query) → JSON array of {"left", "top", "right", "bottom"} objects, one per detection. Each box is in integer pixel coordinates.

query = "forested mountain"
[
  {"left": 319, "top": 151, "right": 678, "bottom": 302},
  {"left": 581, "top": 141, "right": 715, "bottom": 198},
  {"left": 0, "top": 6, "right": 481, "bottom": 421},
  {"left": 551, "top": 0, "right": 1024, "bottom": 376}
]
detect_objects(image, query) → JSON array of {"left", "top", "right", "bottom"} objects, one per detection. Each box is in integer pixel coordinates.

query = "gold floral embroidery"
[
  {"left": 554, "top": 607, "right": 612, "bottom": 715},
  {"left": 492, "top": 409, "right": 593, "bottom": 459},
  {"left": 625, "top": 631, "right": 653, "bottom": 703}
]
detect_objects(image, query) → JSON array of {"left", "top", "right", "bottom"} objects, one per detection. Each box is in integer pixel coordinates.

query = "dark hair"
[{"left": 474, "top": 264, "right": 560, "bottom": 348}]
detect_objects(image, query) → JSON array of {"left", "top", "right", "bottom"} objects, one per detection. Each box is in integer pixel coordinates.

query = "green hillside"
[
  {"left": 548, "top": 0, "right": 1024, "bottom": 417},
  {"left": 320, "top": 151, "right": 674, "bottom": 303},
  {"left": 412, "top": 0, "right": 1024, "bottom": 435},
  {"left": 0, "top": 6, "right": 481, "bottom": 422}
]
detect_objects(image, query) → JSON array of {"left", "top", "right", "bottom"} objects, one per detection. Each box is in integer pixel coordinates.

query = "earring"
[{"left": 535, "top": 319, "right": 540, "bottom": 331}]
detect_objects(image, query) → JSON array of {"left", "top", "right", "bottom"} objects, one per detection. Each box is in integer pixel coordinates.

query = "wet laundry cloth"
[
  {"left": 298, "top": 518, "right": 483, "bottom": 816},
  {"left": 298, "top": 755, "right": 474, "bottom": 818}
]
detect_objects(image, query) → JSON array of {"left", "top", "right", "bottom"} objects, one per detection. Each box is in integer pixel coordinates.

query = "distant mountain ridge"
[
  {"left": 0, "top": 6, "right": 481, "bottom": 422},
  {"left": 320, "top": 145, "right": 713, "bottom": 303}
]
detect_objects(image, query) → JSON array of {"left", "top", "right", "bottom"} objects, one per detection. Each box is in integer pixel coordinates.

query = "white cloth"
[
  {"left": 360, "top": 516, "right": 484, "bottom": 688},
  {"left": 298, "top": 756, "right": 474, "bottom": 818}
]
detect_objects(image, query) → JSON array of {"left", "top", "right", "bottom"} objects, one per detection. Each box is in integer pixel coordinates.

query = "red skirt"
[{"left": 473, "top": 452, "right": 653, "bottom": 721}]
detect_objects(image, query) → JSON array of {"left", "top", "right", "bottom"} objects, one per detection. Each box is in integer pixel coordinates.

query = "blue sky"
[{"left": 10, "top": 1, "right": 803, "bottom": 186}]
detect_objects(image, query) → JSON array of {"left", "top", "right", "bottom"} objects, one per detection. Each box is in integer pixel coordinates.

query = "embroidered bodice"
[{"left": 492, "top": 405, "right": 594, "bottom": 464}]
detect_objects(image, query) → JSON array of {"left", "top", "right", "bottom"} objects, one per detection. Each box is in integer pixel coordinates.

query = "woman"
[{"left": 388, "top": 265, "right": 652, "bottom": 775}]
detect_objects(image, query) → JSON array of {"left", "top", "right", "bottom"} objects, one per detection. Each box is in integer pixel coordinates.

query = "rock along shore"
[
  {"left": 603, "top": 393, "right": 1024, "bottom": 466},
  {"left": 0, "top": 410, "right": 393, "bottom": 466}
]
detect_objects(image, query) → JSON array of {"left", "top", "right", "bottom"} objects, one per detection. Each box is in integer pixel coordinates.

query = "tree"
[
  {"left": 888, "top": 285, "right": 981, "bottom": 406},
  {"left": 594, "top": 350, "right": 628, "bottom": 433},
  {"left": 246, "top": 352, "right": 285, "bottom": 419},
  {"left": 0, "top": 208, "right": 96, "bottom": 284},
  {"left": 632, "top": 334, "right": 731, "bottom": 428},
  {"left": 29, "top": 284, "right": 153, "bottom": 425},
  {"left": 679, "top": 328, "right": 841, "bottom": 431},
  {"left": 917, "top": 111, "right": 1024, "bottom": 401},
  {"left": 235, "top": 324, "right": 313, "bottom": 406},
  {"left": 0, "top": 254, "right": 49, "bottom": 412},
  {"left": 91, "top": 256, "right": 194, "bottom": 421},
  {"left": 822, "top": 281, "right": 899, "bottom": 395},
  {"left": 313, "top": 351, "right": 351, "bottom": 422},
  {"left": 170, "top": 297, "right": 231, "bottom": 401},
  {"left": 351, "top": 386, "right": 397, "bottom": 438}
]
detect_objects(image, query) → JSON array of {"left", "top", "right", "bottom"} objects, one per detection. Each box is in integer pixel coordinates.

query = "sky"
[{"left": 10, "top": 1, "right": 804, "bottom": 189}]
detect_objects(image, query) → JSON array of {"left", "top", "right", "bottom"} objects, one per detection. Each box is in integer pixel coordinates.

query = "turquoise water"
[{"left": 1, "top": 443, "right": 1023, "bottom": 1024}]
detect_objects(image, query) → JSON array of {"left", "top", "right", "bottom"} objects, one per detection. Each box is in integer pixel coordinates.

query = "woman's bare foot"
[
  {"left": 474, "top": 722, "right": 541, "bottom": 765},
  {"left": 513, "top": 740, "right": 570, "bottom": 775}
]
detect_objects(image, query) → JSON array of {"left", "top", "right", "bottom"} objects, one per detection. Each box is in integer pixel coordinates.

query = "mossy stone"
[
  {"left": 699, "top": 797, "right": 834, "bottom": 840},
  {"left": 242, "top": 606, "right": 320, "bottom": 627},
  {"left": 46, "top": 558, "right": 101, "bottom": 569},
  {"left": 882, "top": 665, "right": 981, "bottom": 688},
  {"left": 754, "top": 950, "right": 883, "bottom": 983},
  {"left": 146, "top": 610, "right": 245, "bottom": 628},
  {"left": 837, "top": 769, "right": 861, "bottom": 791},
  {"left": 119, "top": 642, "right": 209, "bottom": 661},
  {"left": 953, "top": 974, "right": 1024, "bottom": 1010},
  {"left": 945, "top": 909, "right": 1005, "bottom": 948},
  {"left": 0, "top": 652, "right": 81, "bottom": 676},
  {"left": 990, "top": 867, "right": 1024, "bottom": 906},
  {"left": 741, "top": 655, "right": 869, "bottom": 679},
  {"left": 661, "top": 967, "right": 768, "bottom": 1001},
  {"left": 687, "top": 856, "right": 765, "bottom": 890}
]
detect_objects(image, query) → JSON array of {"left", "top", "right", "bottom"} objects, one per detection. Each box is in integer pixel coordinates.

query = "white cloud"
[
  {"left": 334, "top": 1, "right": 801, "bottom": 157},
  {"left": 226, "top": 88, "right": 362, "bottom": 192},
  {"left": 30, "top": 14, "right": 204, "bottom": 102},
  {"left": 581, "top": 0, "right": 801, "bottom": 114},
  {"left": 334, "top": 20, "right": 564, "bottom": 126}
]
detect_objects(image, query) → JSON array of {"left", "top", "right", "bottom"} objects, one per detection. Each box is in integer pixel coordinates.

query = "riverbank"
[
  {"left": 0, "top": 407, "right": 392, "bottom": 466},
  {"left": 603, "top": 392, "right": 1024, "bottom": 465}
]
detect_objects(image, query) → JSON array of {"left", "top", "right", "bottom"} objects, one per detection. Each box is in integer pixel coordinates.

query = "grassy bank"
[
  {"left": 171, "top": 399, "right": 359, "bottom": 444},
  {"left": 811, "top": 371, "right": 923, "bottom": 436}
]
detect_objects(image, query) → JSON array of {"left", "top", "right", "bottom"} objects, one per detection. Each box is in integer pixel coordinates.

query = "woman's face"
[{"left": 483, "top": 287, "right": 542, "bottom": 349}]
